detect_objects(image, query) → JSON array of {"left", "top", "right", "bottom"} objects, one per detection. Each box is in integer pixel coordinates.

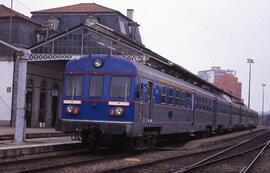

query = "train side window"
[
  {"left": 168, "top": 87, "right": 174, "bottom": 105},
  {"left": 161, "top": 86, "right": 167, "bottom": 104},
  {"left": 89, "top": 75, "right": 103, "bottom": 97},
  {"left": 139, "top": 83, "right": 143, "bottom": 102},
  {"left": 180, "top": 90, "right": 186, "bottom": 108},
  {"left": 209, "top": 100, "right": 213, "bottom": 112},
  {"left": 175, "top": 89, "right": 180, "bottom": 106},
  {"left": 201, "top": 97, "right": 205, "bottom": 110},
  {"left": 206, "top": 98, "right": 210, "bottom": 112},
  {"left": 196, "top": 96, "right": 200, "bottom": 109},
  {"left": 186, "top": 93, "right": 192, "bottom": 109}
]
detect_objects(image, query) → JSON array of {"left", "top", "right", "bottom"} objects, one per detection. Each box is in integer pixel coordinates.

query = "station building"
[
  {"left": 0, "top": 3, "right": 145, "bottom": 128},
  {"left": 0, "top": 3, "right": 175, "bottom": 129},
  {"left": 0, "top": 3, "right": 242, "bottom": 129}
]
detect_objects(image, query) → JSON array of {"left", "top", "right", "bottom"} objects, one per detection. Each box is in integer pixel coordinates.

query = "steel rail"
[
  {"left": 173, "top": 132, "right": 269, "bottom": 173},
  {"left": 104, "top": 131, "right": 265, "bottom": 173},
  {"left": 173, "top": 135, "right": 261, "bottom": 173},
  {"left": 176, "top": 142, "right": 266, "bottom": 173},
  {"left": 14, "top": 152, "right": 130, "bottom": 173},
  {"left": 239, "top": 139, "right": 270, "bottom": 173}
]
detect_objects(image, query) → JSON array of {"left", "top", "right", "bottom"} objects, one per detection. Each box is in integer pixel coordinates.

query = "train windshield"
[
  {"left": 110, "top": 76, "right": 131, "bottom": 98},
  {"left": 89, "top": 75, "right": 103, "bottom": 97},
  {"left": 66, "top": 75, "right": 83, "bottom": 97}
]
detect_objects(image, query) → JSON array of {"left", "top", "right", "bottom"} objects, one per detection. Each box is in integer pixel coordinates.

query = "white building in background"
[{"left": 0, "top": 61, "right": 14, "bottom": 126}]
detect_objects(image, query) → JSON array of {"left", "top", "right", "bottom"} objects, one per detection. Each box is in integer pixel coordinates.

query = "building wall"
[
  {"left": 0, "top": 19, "right": 40, "bottom": 48},
  {"left": 198, "top": 67, "right": 242, "bottom": 100},
  {"left": 0, "top": 60, "right": 14, "bottom": 126},
  {"left": 214, "top": 74, "right": 242, "bottom": 100}
]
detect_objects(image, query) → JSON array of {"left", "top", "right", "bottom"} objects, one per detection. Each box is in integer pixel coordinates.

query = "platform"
[
  {"left": 0, "top": 127, "right": 265, "bottom": 158},
  {"left": 0, "top": 127, "right": 68, "bottom": 141},
  {"left": 181, "top": 127, "right": 264, "bottom": 149},
  {"left": 0, "top": 136, "right": 81, "bottom": 158}
]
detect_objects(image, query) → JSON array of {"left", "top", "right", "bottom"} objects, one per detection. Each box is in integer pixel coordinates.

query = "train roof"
[
  {"left": 65, "top": 55, "right": 255, "bottom": 111},
  {"left": 65, "top": 55, "right": 138, "bottom": 74},
  {"left": 66, "top": 55, "right": 231, "bottom": 102}
]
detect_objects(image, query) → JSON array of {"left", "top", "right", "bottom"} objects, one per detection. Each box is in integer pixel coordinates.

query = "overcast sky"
[{"left": 2, "top": 0, "right": 270, "bottom": 112}]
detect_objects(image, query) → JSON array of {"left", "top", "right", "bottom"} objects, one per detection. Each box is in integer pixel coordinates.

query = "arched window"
[
  {"left": 85, "top": 15, "right": 98, "bottom": 26},
  {"left": 26, "top": 79, "right": 33, "bottom": 92},
  {"left": 46, "top": 16, "right": 59, "bottom": 30},
  {"left": 51, "top": 83, "right": 59, "bottom": 127},
  {"left": 25, "top": 79, "right": 33, "bottom": 127},
  {"left": 39, "top": 80, "right": 47, "bottom": 125},
  {"left": 40, "top": 81, "right": 46, "bottom": 92}
]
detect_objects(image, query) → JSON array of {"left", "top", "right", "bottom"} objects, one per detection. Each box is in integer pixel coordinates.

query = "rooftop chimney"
[{"left": 127, "top": 9, "right": 134, "bottom": 20}]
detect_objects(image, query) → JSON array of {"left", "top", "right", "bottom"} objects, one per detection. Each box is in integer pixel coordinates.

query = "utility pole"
[
  {"left": 261, "top": 83, "right": 266, "bottom": 126},
  {"left": 247, "top": 58, "right": 254, "bottom": 109},
  {"left": 9, "top": 0, "right": 13, "bottom": 43}
]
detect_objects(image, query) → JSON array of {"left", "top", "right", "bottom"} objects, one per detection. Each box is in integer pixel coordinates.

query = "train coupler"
[{"left": 71, "top": 128, "right": 82, "bottom": 141}]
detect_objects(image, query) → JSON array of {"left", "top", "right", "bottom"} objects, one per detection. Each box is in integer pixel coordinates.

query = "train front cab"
[{"left": 61, "top": 56, "right": 139, "bottom": 146}]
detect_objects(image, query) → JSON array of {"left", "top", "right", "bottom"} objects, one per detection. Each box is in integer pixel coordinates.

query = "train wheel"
[
  {"left": 129, "top": 136, "right": 144, "bottom": 150},
  {"left": 144, "top": 131, "right": 159, "bottom": 150}
]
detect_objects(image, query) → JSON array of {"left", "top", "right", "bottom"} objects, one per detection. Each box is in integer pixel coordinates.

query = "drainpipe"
[
  {"left": 14, "top": 49, "right": 30, "bottom": 142},
  {"left": 10, "top": 53, "right": 16, "bottom": 127}
]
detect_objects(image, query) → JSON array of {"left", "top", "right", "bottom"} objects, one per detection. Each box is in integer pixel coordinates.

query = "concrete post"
[{"left": 14, "top": 49, "right": 30, "bottom": 142}]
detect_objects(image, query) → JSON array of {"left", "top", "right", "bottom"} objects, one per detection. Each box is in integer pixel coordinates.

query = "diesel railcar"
[{"left": 61, "top": 55, "right": 258, "bottom": 149}]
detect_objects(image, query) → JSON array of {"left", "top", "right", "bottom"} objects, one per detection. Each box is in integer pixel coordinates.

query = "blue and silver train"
[{"left": 61, "top": 55, "right": 258, "bottom": 149}]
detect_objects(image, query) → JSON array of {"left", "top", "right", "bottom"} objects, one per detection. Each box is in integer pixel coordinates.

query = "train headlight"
[
  {"left": 109, "top": 107, "right": 125, "bottom": 117},
  {"left": 93, "top": 58, "right": 103, "bottom": 68},
  {"left": 66, "top": 105, "right": 80, "bottom": 115},
  {"left": 115, "top": 107, "right": 124, "bottom": 116}
]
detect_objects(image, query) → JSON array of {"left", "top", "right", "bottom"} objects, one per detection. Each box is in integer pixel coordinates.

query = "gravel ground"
[{"left": 41, "top": 130, "right": 266, "bottom": 173}]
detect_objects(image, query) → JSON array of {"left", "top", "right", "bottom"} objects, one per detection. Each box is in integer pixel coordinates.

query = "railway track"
[
  {"left": 177, "top": 135, "right": 270, "bottom": 173},
  {"left": 1, "top": 130, "right": 267, "bottom": 173},
  {"left": 106, "top": 131, "right": 270, "bottom": 173},
  {"left": 0, "top": 147, "right": 131, "bottom": 173}
]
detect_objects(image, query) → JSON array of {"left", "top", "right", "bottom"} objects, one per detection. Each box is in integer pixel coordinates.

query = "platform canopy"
[
  {"left": 29, "top": 23, "right": 240, "bottom": 102},
  {"left": 0, "top": 39, "right": 21, "bottom": 56}
]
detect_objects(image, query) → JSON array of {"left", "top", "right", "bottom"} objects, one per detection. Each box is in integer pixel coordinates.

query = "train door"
[
  {"left": 147, "top": 81, "right": 153, "bottom": 123},
  {"left": 137, "top": 79, "right": 153, "bottom": 123}
]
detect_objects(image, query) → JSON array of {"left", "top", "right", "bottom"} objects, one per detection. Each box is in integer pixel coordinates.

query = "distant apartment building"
[{"left": 198, "top": 66, "right": 242, "bottom": 100}]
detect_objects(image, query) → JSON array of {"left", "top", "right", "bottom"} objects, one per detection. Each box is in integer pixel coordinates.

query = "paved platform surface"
[
  {"left": 0, "top": 127, "right": 77, "bottom": 157},
  {"left": 0, "top": 127, "right": 68, "bottom": 141},
  {"left": 0, "top": 127, "right": 61, "bottom": 135},
  {"left": 0, "top": 136, "right": 80, "bottom": 158},
  {"left": 182, "top": 127, "right": 264, "bottom": 149},
  {"left": 0, "top": 136, "right": 76, "bottom": 149}
]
